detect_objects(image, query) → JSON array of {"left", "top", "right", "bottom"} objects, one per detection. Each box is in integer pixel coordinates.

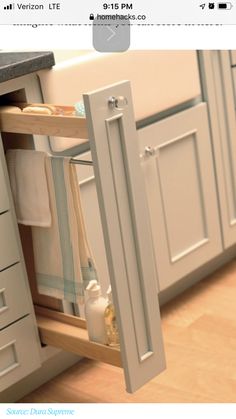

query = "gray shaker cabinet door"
[
  {"left": 83, "top": 81, "right": 166, "bottom": 393},
  {"left": 139, "top": 104, "right": 222, "bottom": 291},
  {"left": 203, "top": 51, "right": 236, "bottom": 249}
]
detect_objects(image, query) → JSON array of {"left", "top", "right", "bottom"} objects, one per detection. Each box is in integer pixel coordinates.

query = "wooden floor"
[{"left": 20, "top": 260, "right": 236, "bottom": 403}]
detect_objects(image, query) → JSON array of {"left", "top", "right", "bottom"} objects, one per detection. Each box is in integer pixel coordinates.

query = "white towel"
[
  {"left": 32, "top": 156, "right": 97, "bottom": 304},
  {"left": 6, "top": 149, "right": 51, "bottom": 227}
]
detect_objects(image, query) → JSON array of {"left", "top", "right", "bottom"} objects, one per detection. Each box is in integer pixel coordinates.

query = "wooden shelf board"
[
  {"left": 35, "top": 306, "right": 122, "bottom": 368},
  {"left": 0, "top": 105, "right": 88, "bottom": 139}
]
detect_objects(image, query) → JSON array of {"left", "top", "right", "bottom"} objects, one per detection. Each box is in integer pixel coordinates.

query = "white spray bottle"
[{"left": 85, "top": 280, "right": 107, "bottom": 344}]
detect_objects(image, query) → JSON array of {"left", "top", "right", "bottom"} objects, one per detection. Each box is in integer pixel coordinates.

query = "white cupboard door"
[
  {"left": 204, "top": 51, "right": 236, "bottom": 248},
  {"left": 139, "top": 104, "right": 222, "bottom": 290},
  {"left": 83, "top": 81, "right": 166, "bottom": 393}
]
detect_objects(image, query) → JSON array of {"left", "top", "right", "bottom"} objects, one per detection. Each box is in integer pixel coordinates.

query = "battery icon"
[{"left": 218, "top": 2, "right": 233, "bottom": 8}]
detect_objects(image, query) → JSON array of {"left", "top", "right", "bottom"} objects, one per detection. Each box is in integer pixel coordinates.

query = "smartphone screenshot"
[{"left": 0, "top": 2, "right": 235, "bottom": 417}]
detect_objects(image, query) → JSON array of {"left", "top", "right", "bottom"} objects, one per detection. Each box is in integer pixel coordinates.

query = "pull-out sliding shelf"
[
  {"left": 0, "top": 103, "right": 88, "bottom": 138},
  {"left": 35, "top": 306, "right": 122, "bottom": 368},
  {"left": 0, "top": 82, "right": 166, "bottom": 393}
]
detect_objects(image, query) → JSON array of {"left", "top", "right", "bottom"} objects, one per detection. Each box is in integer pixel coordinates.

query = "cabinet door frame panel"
[
  {"left": 199, "top": 51, "right": 236, "bottom": 248},
  {"left": 139, "top": 103, "right": 222, "bottom": 290},
  {"left": 83, "top": 81, "right": 166, "bottom": 393}
]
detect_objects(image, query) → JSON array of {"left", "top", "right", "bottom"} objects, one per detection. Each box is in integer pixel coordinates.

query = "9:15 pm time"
[{"left": 103, "top": 3, "right": 133, "bottom": 10}]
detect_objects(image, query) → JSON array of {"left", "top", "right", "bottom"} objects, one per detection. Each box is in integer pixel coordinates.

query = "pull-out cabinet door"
[
  {"left": 0, "top": 82, "right": 166, "bottom": 393},
  {"left": 83, "top": 81, "right": 166, "bottom": 393},
  {"left": 139, "top": 104, "right": 222, "bottom": 290}
]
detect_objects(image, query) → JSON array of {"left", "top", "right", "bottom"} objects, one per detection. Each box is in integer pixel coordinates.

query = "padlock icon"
[{"left": 89, "top": 13, "right": 94, "bottom": 21}]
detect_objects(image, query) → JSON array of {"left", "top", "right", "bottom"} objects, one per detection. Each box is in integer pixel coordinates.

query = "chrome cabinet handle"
[
  {"left": 144, "top": 146, "right": 155, "bottom": 156},
  {"left": 108, "top": 96, "right": 128, "bottom": 110}
]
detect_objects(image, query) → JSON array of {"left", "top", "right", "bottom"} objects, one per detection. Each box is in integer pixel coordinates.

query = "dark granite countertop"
[{"left": 0, "top": 51, "right": 55, "bottom": 83}]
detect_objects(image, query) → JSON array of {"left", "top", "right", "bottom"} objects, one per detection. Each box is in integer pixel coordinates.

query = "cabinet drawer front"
[
  {"left": 0, "top": 315, "right": 41, "bottom": 391},
  {"left": 0, "top": 264, "right": 30, "bottom": 330},
  {"left": 139, "top": 104, "right": 222, "bottom": 290},
  {"left": 0, "top": 212, "right": 20, "bottom": 271},
  {"left": 0, "top": 161, "right": 9, "bottom": 214}
]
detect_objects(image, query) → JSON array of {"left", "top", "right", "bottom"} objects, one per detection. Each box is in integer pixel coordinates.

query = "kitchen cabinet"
[
  {"left": 35, "top": 52, "right": 236, "bottom": 392},
  {"left": 0, "top": 80, "right": 166, "bottom": 394},
  {"left": 2, "top": 50, "right": 236, "bottom": 399},
  {"left": 138, "top": 104, "right": 222, "bottom": 290},
  {"left": 0, "top": 137, "right": 41, "bottom": 392},
  {"left": 0, "top": 70, "right": 56, "bottom": 396}
]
